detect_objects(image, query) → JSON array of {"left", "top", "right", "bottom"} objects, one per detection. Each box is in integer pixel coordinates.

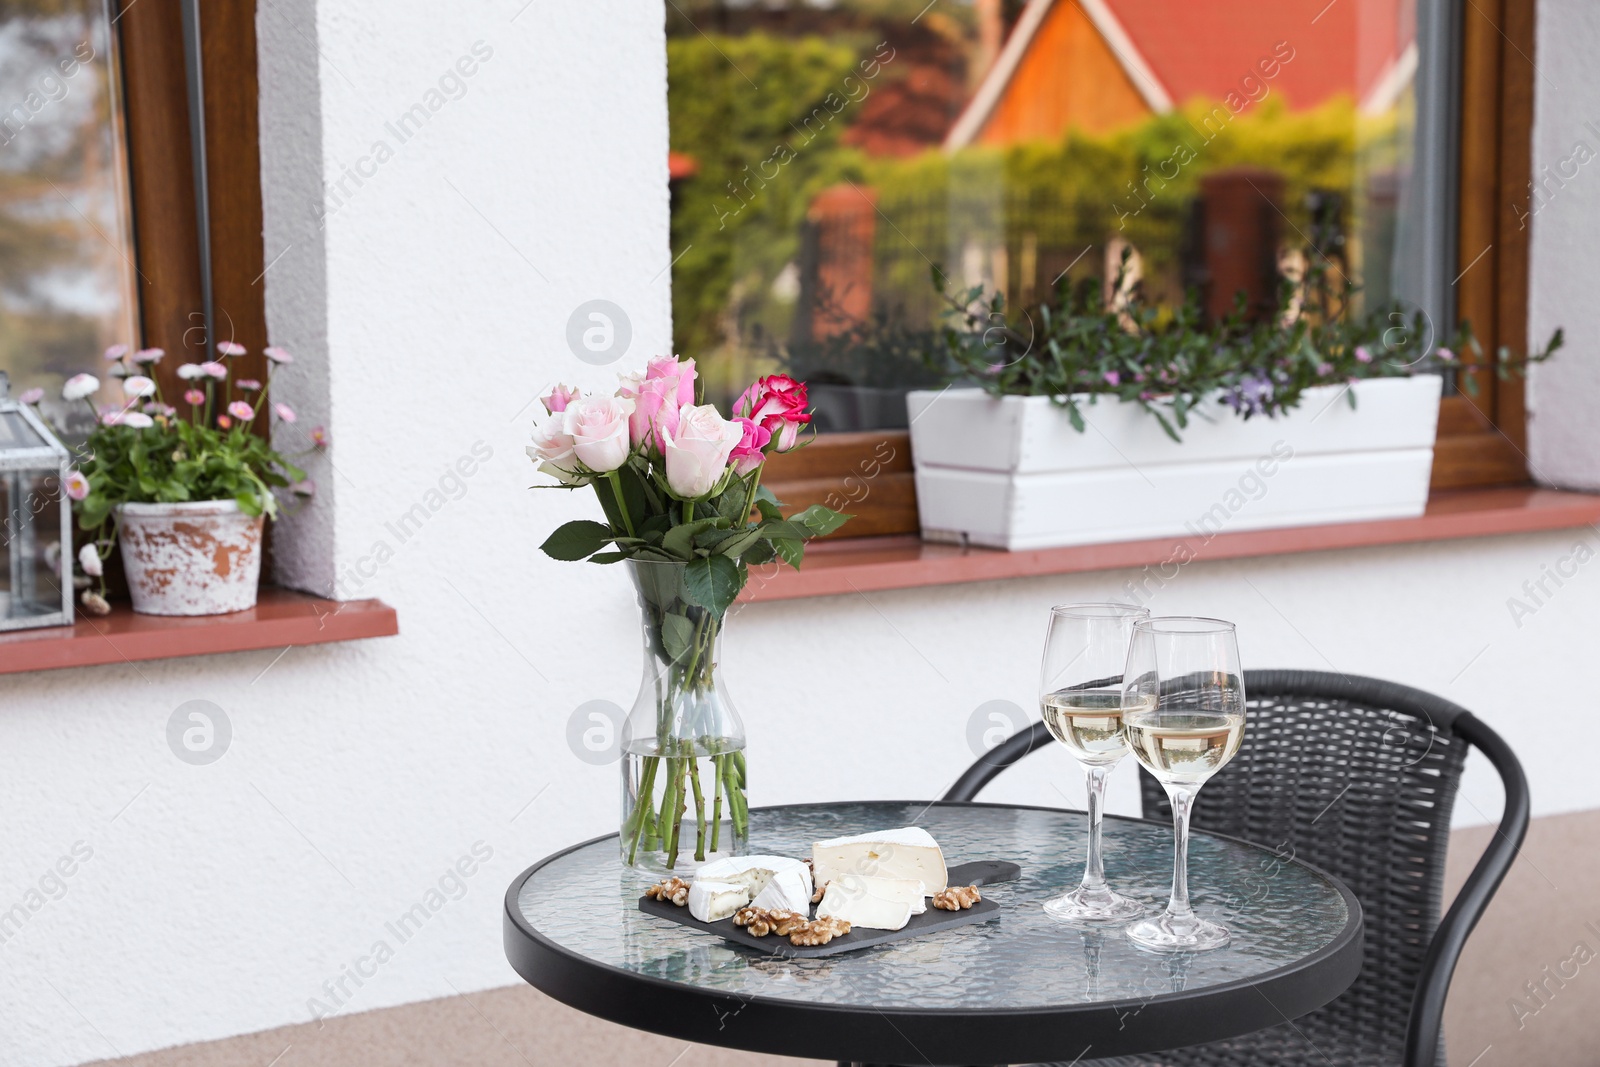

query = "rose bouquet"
[{"left": 531, "top": 356, "right": 849, "bottom": 870}]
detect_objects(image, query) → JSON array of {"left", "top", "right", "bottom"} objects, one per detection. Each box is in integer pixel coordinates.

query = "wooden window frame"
[
  {"left": 764, "top": 0, "right": 1539, "bottom": 535},
  {"left": 119, "top": 0, "right": 268, "bottom": 399}
]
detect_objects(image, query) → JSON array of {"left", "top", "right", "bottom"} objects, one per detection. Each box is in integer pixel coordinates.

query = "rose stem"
[
  {"left": 689, "top": 757, "right": 707, "bottom": 862},
  {"left": 710, "top": 754, "right": 725, "bottom": 853},
  {"left": 627, "top": 755, "right": 660, "bottom": 866}
]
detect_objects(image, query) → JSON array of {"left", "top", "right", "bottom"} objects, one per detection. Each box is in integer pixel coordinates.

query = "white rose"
[
  {"left": 661, "top": 403, "right": 741, "bottom": 499},
  {"left": 562, "top": 395, "right": 634, "bottom": 474},
  {"left": 527, "top": 420, "right": 586, "bottom": 485}
]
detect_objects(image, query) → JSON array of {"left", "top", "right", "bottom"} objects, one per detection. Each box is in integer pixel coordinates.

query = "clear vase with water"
[{"left": 620, "top": 560, "right": 747, "bottom": 874}]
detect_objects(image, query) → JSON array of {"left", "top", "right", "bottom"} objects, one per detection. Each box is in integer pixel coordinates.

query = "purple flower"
[
  {"left": 1103, "top": 371, "right": 1121, "bottom": 386},
  {"left": 1355, "top": 345, "right": 1373, "bottom": 364},
  {"left": 1435, "top": 347, "right": 1455, "bottom": 362},
  {"left": 1223, "top": 373, "right": 1274, "bottom": 417},
  {"left": 1317, "top": 362, "right": 1333, "bottom": 377}
]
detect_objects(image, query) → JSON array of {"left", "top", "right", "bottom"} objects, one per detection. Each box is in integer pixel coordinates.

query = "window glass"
[
  {"left": 0, "top": 0, "right": 138, "bottom": 431},
  {"left": 667, "top": 0, "right": 1452, "bottom": 431}
]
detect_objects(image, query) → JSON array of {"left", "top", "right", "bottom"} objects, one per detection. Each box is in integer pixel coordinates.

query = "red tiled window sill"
[
  {"left": 742, "top": 487, "right": 1600, "bottom": 602},
  {"left": 0, "top": 588, "right": 398, "bottom": 675}
]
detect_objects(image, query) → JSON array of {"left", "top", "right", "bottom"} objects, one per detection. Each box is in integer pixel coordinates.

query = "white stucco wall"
[
  {"left": 3, "top": 3, "right": 1599, "bottom": 1066},
  {"left": 1528, "top": 0, "right": 1600, "bottom": 488}
]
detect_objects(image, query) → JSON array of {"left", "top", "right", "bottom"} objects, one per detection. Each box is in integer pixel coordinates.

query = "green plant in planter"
[
  {"left": 27, "top": 343, "right": 320, "bottom": 613},
  {"left": 930, "top": 250, "right": 1564, "bottom": 442}
]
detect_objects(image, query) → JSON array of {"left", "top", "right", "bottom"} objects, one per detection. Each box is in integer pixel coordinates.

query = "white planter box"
[{"left": 906, "top": 376, "right": 1442, "bottom": 550}]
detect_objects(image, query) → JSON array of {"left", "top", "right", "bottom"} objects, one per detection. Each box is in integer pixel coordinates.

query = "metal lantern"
[{"left": 0, "top": 374, "right": 74, "bottom": 630}]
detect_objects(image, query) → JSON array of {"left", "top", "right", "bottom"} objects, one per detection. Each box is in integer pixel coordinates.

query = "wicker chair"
[{"left": 939, "top": 670, "right": 1530, "bottom": 1067}]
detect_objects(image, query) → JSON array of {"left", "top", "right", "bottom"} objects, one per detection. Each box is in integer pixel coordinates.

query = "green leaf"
[
  {"left": 662, "top": 518, "right": 721, "bottom": 559},
  {"left": 714, "top": 486, "right": 751, "bottom": 524},
  {"left": 588, "top": 550, "right": 629, "bottom": 564},
  {"left": 742, "top": 539, "right": 776, "bottom": 565},
  {"left": 755, "top": 497, "right": 784, "bottom": 523},
  {"left": 683, "top": 554, "right": 742, "bottom": 615},
  {"left": 661, "top": 612, "right": 694, "bottom": 664},
  {"left": 788, "top": 504, "right": 852, "bottom": 537},
  {"left": 695, "top": 527, "right": 737, "bottom": 550},
  {"left": 540, "top": 519, "right": 613, "bottom": 561},
  {"left": 717, "top": 527, "right": 763, "bottom": 557},
  {"left": 772, "top": 538, "right": 804, "bottom": 570}
]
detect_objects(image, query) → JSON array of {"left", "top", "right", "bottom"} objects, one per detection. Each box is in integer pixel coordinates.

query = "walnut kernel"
[
  {"left": 644, "top": 877, "right": 691, "bottom": 907},
  {"left": 931, "top": 885, "right": 981, "bottom": 911}
]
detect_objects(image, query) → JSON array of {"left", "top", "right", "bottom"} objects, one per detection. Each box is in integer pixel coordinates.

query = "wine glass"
[
  {"left": 1038, "top": 602, "right": 1151, "bottom": 925},
  {"left": 1121, "top": 617, "right": 1246, "bottom": 951}
]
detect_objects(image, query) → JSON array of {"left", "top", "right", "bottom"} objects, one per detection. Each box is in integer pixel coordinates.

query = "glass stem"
[
  {"left": 1079, "top": 765, "right": 1110, "bottom": 894},
  {"left": 1164, "top": 784, "right": 1198, "bottom": 921}
]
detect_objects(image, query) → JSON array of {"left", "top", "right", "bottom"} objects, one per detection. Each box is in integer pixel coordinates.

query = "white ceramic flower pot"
[
  {"left": 906, "top": 376, "right": 1443, "bottom": 550},
  {"left": 117, "top": 500, "right": 264, "bottom": 615}
]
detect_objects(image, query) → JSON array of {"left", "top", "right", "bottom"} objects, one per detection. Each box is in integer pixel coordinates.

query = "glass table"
[{"left": 503, "top": 801, "right": 1362, "bottom": 1065}]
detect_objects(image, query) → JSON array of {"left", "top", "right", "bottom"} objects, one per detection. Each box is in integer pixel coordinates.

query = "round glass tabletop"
[{"left": 505, "top": 801, "right": 1362, "bottom": 1063}]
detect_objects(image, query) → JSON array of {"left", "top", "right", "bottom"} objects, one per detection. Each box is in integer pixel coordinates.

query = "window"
[
  {"left": 665, "top": 0, "right": 1537, "bottom": 536},
  {"left": 0, "top": 0, "right": 138, "bottom": 433}
]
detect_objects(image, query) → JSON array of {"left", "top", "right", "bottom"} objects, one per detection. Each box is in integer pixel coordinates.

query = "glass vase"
[{"left": 619, "top": 560, "right": 748, "bottom": 875}]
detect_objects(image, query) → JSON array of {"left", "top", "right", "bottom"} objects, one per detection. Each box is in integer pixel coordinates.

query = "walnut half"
[
  {"left": 732, "top": 906, "right": 803, "bottom": 937},
  {"left": 931, "top": 885, "right": 981, "bottom": 911},
  {"left": 789, "top": 916, "right": 852, "bottom": 946},
  {"left": 644, "top": 877, "right": 691, "bottom": 907}
]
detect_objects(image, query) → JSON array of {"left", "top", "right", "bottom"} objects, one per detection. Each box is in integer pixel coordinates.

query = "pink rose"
[
  {"left": 645, "top": 355, "right": 697, "bottom": 408},
  {"left": 562, "top": 394, "right": 634, "bottom": 473},
  {"left": 542, "top": 384, "right": 580, "bottom": 414},
  {"left": 661, "top": 403, "right": 742, "bottom": 498},
  {"left": 735, "top": 374, "right": 811, "bottom": 452},
  {"left": 628, "top": 376, "right": 682, "bottom": 452},
  {"left": 527, "top": 419, "right": 585, "bottom": 485},
  {"left": 728, "top": 416, "right": 771, "bottom": 476}
]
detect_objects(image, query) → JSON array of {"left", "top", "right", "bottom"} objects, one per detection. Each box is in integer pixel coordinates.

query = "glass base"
[
  {"left": 1042, "top": 885, "right": 1149, "bottom": 926},
  {"left": 1125, "top": 911, "right": 1230, "bottom": 951}
]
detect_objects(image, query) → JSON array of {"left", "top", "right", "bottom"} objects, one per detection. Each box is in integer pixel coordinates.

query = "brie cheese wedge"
[
  {"left": 694, "top": 855, "right": 813, "bottom": 914},
  {"left": 816, "top": 874, "right": 925, "bottom": 931},
  {"left": 811, "top": 827, "right": 947, "bottom": 893},
  {"left": 687, "top": 879, "right": 750, "bottom": 923}
]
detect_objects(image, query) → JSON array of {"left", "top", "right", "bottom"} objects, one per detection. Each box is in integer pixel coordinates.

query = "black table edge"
[{"left": 502, "top": 799, "right": 1365, "bottom": 1065}]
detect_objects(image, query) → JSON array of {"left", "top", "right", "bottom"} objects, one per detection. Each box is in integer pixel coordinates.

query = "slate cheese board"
[{"left": 637, "top": 860, "right": 1020, "bottom": 959}]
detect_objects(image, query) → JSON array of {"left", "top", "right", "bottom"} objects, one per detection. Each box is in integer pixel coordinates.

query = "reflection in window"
[
  {"left": 0, "top": 0, "right": 138, "bottom": 431},
  {"left": 667, "top": 0, "right": 1453, "bottom": 431}
]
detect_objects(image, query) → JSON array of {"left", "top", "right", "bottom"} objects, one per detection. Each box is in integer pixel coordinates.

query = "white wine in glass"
[
  {"left": 1122, "top": 617, "right": 1246, "bottom": 951},
  {"left": 1037, "top": 603, "right": 1151, "bottom": 926}
]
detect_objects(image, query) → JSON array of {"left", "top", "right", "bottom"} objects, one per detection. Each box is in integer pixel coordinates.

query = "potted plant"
[
  {"left": 531, "top": 357, "right": 849, "bottom": 873},
  {"left": 32, "top": 343, "right": 319, "bottom": 616},
  {"left": 906, "top": 255, "right": 1563, "bottom": 550}
]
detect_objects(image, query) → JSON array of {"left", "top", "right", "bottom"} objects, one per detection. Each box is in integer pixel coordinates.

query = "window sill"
[
  {"left": 0, "top": 588, "right": 398, "bottom": 675},
  {"left": 742, "top": 487, "right": 1600, "bottom": 602}
]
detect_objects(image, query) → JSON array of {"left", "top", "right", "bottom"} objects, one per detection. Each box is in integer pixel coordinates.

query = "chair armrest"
[{"left": 1404, "top": 712, "right": 1531, "bottom": 1067}]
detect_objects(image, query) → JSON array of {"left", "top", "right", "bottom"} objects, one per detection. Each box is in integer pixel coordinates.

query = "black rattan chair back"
[{"left": 941, "top": 669, "right": 1529, "bottom": 1067}]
